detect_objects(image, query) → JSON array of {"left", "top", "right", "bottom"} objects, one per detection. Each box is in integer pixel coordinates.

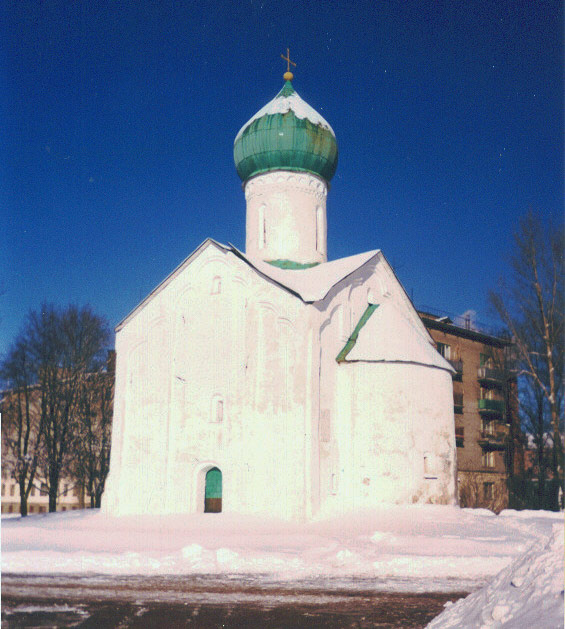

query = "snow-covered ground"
[{"left": 2, "top": 505, "right": 563, "bottom": 626}]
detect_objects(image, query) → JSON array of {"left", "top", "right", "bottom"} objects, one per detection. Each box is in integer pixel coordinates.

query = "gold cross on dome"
[{"left": 281, "top": 48, "right": 296, "bottom": 80}]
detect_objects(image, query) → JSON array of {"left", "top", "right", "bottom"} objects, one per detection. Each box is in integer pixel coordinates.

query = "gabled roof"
[
  {"left": 234, "top": 249, "right": 381, "bottom": 302},
  {"left": 116, "top": 239, "right": 228, "bottom": 331},
  {"left": 116, "top": 239, "right": 381, "bottom": 331},
  {"left": 344, "top": 301, "right": 455, "bottom": 371}
]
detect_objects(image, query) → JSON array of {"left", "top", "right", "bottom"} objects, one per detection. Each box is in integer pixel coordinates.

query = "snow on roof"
[
  {"left": 234, "top": 87, "right": 335, "bottom": 142},
  {"left": 116, "top": 238, "right": 227, "bottom": 330},
  {"left": 116, "top": 240, "right": 380, "bottom": 331},
  {"left": 346, "top": 300, "right": 454, "bottom": 371},
  {"left": 235, "top": 248, "right": 381, "bottom": 303}
]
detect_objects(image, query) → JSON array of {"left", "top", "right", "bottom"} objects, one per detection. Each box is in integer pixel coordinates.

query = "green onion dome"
[{"left": 234, "top": 80, "right": 338, "bottom": 184}]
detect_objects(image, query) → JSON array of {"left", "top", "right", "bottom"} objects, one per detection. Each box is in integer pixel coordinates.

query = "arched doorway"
[{"left": 204, "top": 467, "right": 222, "bottom": 513}]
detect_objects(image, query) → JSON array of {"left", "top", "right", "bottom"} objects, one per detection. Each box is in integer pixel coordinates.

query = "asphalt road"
[{"left": 1, "top": 574, "right": 469, "bottom": 628}]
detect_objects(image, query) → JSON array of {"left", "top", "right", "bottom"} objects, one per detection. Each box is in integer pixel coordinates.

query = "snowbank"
[
  {"left": 427, "top": 522, "right": 564, "bottom": 628},
  {"left": 2, "top": 505, "right": 562, "bottom": 595}
]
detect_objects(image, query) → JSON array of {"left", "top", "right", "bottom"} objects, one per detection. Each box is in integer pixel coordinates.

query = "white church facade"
[{"left": 102, "top": 70, "right": 457, "bottom": 521}]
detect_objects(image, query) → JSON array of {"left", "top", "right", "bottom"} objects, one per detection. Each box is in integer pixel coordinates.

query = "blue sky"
[{"left": 2, "top": 0, "right": 562, "bottom": 355}]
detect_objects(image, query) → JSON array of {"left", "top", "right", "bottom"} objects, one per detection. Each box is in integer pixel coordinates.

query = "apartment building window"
[
  {"left": 28, "top": 505, "right": 34, "bottom": 514},
  {"left": 73, "top": 486, "right": 79, "bottom": 497},
  {"left": 482, "top": 419, "right": 494, "bottom": 435},
  {"left": 480, "top": 353, "right": 493, "bottom": 368},
  {"left": 483, "top": 482, "right": 494, "bottom": 500},
  {"left": 10, "top": 484, "right": 15, "bottom": 497},
  {"left": 1, "top": 483, "right": 4, "bottom": 497},
  {"left": 437, "top": 343, "right": 451, "bottom": 359},
  {"left": 40, "top": 483, "right": 48, "bottom": 496},
  {"left": 480, "top": 387, "right": 494, "bottom": 400},
  {"left": 31, "top": 486, "right": 36, "bottom": 497},
  {"left": 64, "top": 484, "right": 69, "bottom": 497},
  {"left": 482, "top": 451, "right": 494, "bottom": 468}
]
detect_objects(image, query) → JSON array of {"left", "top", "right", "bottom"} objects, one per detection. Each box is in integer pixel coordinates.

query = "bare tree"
[
  {"left": 71, "top": 351, "right": 115, "bottom": 508},
  {"left": 490, "top": 211, "right": 564, "bottom": 509},
  {"left": 3, "top": 304, "right": 111, "bottom": 512},
  {"left": 479, "top": 339, "right": 526, "bottom": 508},
  {"left": 521, "top": 376, "right": 552, "bottom": 508},
  {"left": 1, "top": 340, "right": 44, "bottom": 517}
]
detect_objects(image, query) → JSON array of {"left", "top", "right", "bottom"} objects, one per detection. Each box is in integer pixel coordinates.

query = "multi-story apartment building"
[
  {"left": 1, "top": 351, "right": 114, "bottom": 516},
  {"left": 1, "top": 473, "right": 87, "bottom": 514},
  {"left": 1, "top": 390, "right": 90, "bottom": 515},
  {"left": 419, "top": 311, "right": 519, "bottom": 511}
]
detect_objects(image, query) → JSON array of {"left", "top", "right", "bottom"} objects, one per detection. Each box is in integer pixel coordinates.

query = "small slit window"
[
  {"left": 331, "top": 473, "right": 338, "bottom": 495},
  {"left": 211, "top": 395, "right": 224, "bottom": 423},
  {"left": 258, "top": 204, "right": 266, "bottom": 249},
  {"left": 315, "top": 206, "right": 323, "bottom": 252},
  {"left": 423, "top": 452, "right": 438, "bottom": 479},
  {"left": 211, "top": 276, "right": 221, "bottom": 295}
]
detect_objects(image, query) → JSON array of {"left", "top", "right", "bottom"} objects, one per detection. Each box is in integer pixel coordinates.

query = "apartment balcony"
[
  {"left": 478, "top": 367, "right": 503, "bottom": 384},
  {"left": 478, "top": 398, "right": 505, "bottom": 415},
  {"left": 453, "top": 392, "right": 463, "bottom": 415},
  {"left": 449, "top": 360, "right": 463, "bottom": 381},
  {"left": 478, "top": 431, "right": 507, "bottom": 450},
  {"left": 455, "top": 426, "right": 464, "bottom": 447}
]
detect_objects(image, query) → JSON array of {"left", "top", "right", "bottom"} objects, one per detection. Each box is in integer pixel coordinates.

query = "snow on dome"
[
  {"left": 233, "top": 81, "right": 338, "bottom": 183},
  {"left": 235, "top": 83, "right": 335, "bottom": 142}
]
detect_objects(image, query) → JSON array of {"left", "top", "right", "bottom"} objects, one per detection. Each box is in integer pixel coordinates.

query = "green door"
[{"left": 204, "top": 467, "right": 222, "bottom": 513}]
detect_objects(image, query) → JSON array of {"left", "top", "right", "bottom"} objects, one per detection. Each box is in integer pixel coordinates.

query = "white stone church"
[{"left": 102, "top": 71, "right": 457, "bottom": 521}]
